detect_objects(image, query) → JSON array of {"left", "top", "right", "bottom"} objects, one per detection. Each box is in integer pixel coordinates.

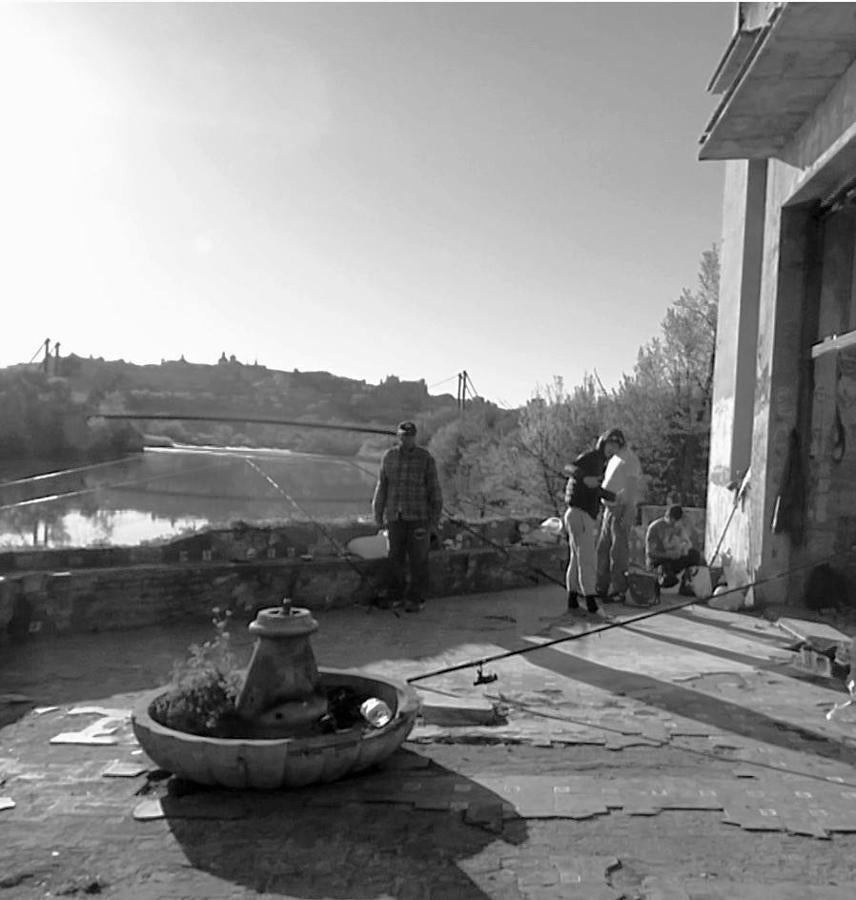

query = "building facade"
[{"left": 702, "top": 2, "right": 856, "bottom": 603}]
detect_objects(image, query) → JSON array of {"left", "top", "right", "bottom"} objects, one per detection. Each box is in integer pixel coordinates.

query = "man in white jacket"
[{"left": 595, "top": 428, "right": 642, "bottom": 602}]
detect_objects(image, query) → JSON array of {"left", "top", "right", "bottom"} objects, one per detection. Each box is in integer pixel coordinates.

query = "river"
[{"left": 0, "top": 446, "right": 380, "bottom": 549}]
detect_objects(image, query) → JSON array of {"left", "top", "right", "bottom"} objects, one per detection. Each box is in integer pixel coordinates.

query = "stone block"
[{"left": 417, "top": 692, "right": 501, "bottom": 727}]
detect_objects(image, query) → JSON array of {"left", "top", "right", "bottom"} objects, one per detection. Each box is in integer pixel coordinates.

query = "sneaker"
[
  {"left": 584, "top": 596, "right": 600, "bottom": 615},
  {"left": 567, "top": 592, "right": 581, "bottom": 611}
]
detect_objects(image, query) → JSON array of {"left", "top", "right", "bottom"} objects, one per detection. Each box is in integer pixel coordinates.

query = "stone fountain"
[{"left": 131, "top": 598, "right": 419, "bottom": 789}]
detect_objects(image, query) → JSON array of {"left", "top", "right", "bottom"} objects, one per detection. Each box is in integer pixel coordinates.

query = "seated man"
[{"left": 645, "top": 504, "right": 701, "bottom": 588}]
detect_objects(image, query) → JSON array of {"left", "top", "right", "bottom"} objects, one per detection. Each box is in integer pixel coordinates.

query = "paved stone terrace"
[{"left": 3, "top": 585, "right": 856, "bottom": 898}]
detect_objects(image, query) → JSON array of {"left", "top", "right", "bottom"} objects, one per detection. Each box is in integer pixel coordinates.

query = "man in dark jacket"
[
  {"left": 372, "top": 421, "right": 443, "bottom": 612},
  {"left": 563, "top": 434, "right": 618, "bottom": 615}
]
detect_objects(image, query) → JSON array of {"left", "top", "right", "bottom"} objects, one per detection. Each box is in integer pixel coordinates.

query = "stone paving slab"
[
  {"left": 176, "top": 765, "right": 856, "bottom": 839},
  {"left": 670, "top": 882, "right": 855, "bottom": 900},
  {"left": 5, "top": 588, "right": 856, "bottom": 897}
]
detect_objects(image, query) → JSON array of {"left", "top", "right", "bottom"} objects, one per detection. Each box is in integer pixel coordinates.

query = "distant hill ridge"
[{"left": 0, "top": 354, "right": 464, "bottom": 461}]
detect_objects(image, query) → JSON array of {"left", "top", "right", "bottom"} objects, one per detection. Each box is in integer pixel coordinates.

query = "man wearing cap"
[
  {"left": 596, "top": 427, "right": 643, "bottom": 602},
  {"left": 645, "top": 504, "right": 700, "bottom": 588},
  {"left": 563, "top": 435, "right": 618, "bottom": 616},
  {"left": 372, "top": 421, "right": 443, "bottom": 612}
]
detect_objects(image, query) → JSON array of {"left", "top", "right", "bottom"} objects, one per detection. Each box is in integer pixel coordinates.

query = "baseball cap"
[{"left": 397, "top": 421, "right": 417, "bottom": 436}]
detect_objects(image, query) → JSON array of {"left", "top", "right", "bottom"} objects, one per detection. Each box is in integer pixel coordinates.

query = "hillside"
[{"left": 0, "top": 355, "right": 463, "bottom": 464}]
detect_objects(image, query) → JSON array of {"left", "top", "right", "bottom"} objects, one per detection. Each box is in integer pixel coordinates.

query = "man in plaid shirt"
[{"left": 372, "top": 421, "right": 443, "bottom": 612}]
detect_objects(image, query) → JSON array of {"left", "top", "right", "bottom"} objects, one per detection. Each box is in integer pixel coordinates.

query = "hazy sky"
[{"left": 0, "top": 2, "right": 734, "bottom": 407}]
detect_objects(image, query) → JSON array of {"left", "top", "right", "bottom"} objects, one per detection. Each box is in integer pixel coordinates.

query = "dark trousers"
[
  {"left": 649, "top": 548, "right": 701, "bottom": 583},
  {"left": 387, "top": 519, "right": 431, "bottom": 603}
]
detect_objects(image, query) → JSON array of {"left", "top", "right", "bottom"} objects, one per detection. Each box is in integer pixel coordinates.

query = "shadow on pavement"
[
  {"left": 667, "top": 607, "right": 802, "bottom": 646},
  {"left": 497, "top": 636, "right": 856, "bottom": 765},
  {"left": 619, "top": 623, "right": 795, "bottom": 672},
  {"left": 0, "top": 623, "right": 256, "bottom": 726},
  {"left": 161, "top": 750, "right": 526, "bottom": 899}
]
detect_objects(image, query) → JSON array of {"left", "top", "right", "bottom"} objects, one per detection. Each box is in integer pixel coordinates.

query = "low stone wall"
[
  {"left": 0, "top": 508, "right": 712, "bottom": 642},
  {"left": 0, "top": 519, "right": 566, "bottom": 641},
  {"left": 0, "top": 517, "right": 535, "bottom": 574}
]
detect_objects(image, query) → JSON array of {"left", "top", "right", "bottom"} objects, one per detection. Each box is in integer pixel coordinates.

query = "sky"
[{"left": 0, "top": 2, "right": 735, "bottom": 408}]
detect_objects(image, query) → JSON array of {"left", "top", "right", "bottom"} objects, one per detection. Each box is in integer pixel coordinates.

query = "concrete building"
[{"left": 702, "top": 2, "right": 856, "bottom": 604}]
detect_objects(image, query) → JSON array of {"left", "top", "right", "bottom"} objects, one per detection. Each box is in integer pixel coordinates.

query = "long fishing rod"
[
  {"left": 0, "top": 456, "right": 135, "bottom": 490},
  {"left": 90, "top": 413, "right": 397, "bottom": 437},
  {"left": 0, "top": 460, "right": 229, "bottom": 512},
  {"left": 406, "top": 550, "right": 850, "bottom": 685}
]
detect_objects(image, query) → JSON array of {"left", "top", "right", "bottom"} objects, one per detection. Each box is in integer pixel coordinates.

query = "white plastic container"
[
  {"left": 687, "top": 565, "right": 712, "bottom": 600},
  {"left": 346, "top": 531, "right": 389, "bottom": 560}
]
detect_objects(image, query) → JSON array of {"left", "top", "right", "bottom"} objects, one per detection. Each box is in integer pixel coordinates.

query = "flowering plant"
[{"left": 150, "top": 608, "right": 243, "bottom": 737}]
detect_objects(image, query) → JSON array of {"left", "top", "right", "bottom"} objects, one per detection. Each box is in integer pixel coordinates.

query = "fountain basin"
[{"left": 131, "top": 668, "right": 420, "bottom": 789}]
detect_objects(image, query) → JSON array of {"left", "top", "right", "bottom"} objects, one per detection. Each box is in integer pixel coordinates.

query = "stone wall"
[
  {"left": 0, "top": 517, "right": 534, "bottom": 575},
  {"left": 707, "top": 43, "right": 856, "bottom": 605},
  {"left": 0, "top": 517, "right": 567, "bottom": 641}
]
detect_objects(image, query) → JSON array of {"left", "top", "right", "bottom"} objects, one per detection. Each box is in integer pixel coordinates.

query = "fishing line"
[
  {"left": 406, "top": 550, "right": 852, "bottom": 685},
  {"left": 486, "top": 694, "right": 856, "bottom": 787},
  {"left": 241, "top": 457, "right": 373, "bottom": 583}
]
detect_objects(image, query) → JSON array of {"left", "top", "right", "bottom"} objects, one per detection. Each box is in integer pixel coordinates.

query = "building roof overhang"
[{"left": 699, "top": 3, "right": 856, "bottom": 161}]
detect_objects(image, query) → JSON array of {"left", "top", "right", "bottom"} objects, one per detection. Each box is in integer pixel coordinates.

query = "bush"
[{"left": 150, "top": 609, "right": 242, "bottom": 737}]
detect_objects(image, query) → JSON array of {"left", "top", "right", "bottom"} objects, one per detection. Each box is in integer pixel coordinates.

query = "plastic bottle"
[{"left": 360, "top": 698, "right": 392, "bottom": 728}]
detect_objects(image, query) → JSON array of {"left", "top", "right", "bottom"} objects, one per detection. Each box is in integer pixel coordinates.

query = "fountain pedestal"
[
  {"left": 132, "top": 596, "right": 420, "bottom": 789},
  {"left": 235, "top": 599, "right": 328, "bottom": 733}
]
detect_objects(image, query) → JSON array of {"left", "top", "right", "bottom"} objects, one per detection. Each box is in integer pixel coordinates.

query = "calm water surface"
[{"left": 0, "top": 446, "right": 380, "bottom": 549}]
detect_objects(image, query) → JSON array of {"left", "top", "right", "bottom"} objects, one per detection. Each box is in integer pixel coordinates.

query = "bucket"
[
  {"left": 626, "top": 569, "right": 660, "bottom": 607},
  {"left": 685, "top": 565, "right": 712, "bottom": 600}
]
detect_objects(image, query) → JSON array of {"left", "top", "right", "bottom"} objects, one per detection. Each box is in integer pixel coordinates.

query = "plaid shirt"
[{"left": 372, "top": 445, "right": 443, "bottom": 526}]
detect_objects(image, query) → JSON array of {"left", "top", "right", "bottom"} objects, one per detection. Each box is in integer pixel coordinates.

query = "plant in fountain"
[{"left": 151, "top": 608, "right": 243, "bottom": 737}]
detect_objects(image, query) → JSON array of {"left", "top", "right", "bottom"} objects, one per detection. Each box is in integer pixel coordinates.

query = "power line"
[
  {"left": 464, "top": 371, "right": 483, "bottom": 401},
  {"left": 427, "top": 374, "right": 460, "bottom": 390},
  {"left": 26, "top": 338, "right": 49, "bottom": 365}
]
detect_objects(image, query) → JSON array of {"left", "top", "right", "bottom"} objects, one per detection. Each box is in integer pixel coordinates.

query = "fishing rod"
[
  {"left": 90, "top": 413, "right": 397, "bottom": 437},
  {"left": 406, "top": 550, "right": 851, "bottom": 685},
  {"left": 0, "top": 460, "right": 229, "bottom": 512},
  {"left": 0, "top": 456, "right": 134, "bottom": 490}
]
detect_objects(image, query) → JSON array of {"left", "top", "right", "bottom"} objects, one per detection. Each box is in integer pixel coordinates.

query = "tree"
[
  {"left": 612, "top": 245, "right": 719, "bottom": 505},
  {"left": 442, "top": 246, "right": 720, "bottom": 516},
  {"left": 427, "top": 399, "right": 517, "bottom": 517},
  {"left": 514, "top": 376, "right": 608, "bottom": 514}
]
